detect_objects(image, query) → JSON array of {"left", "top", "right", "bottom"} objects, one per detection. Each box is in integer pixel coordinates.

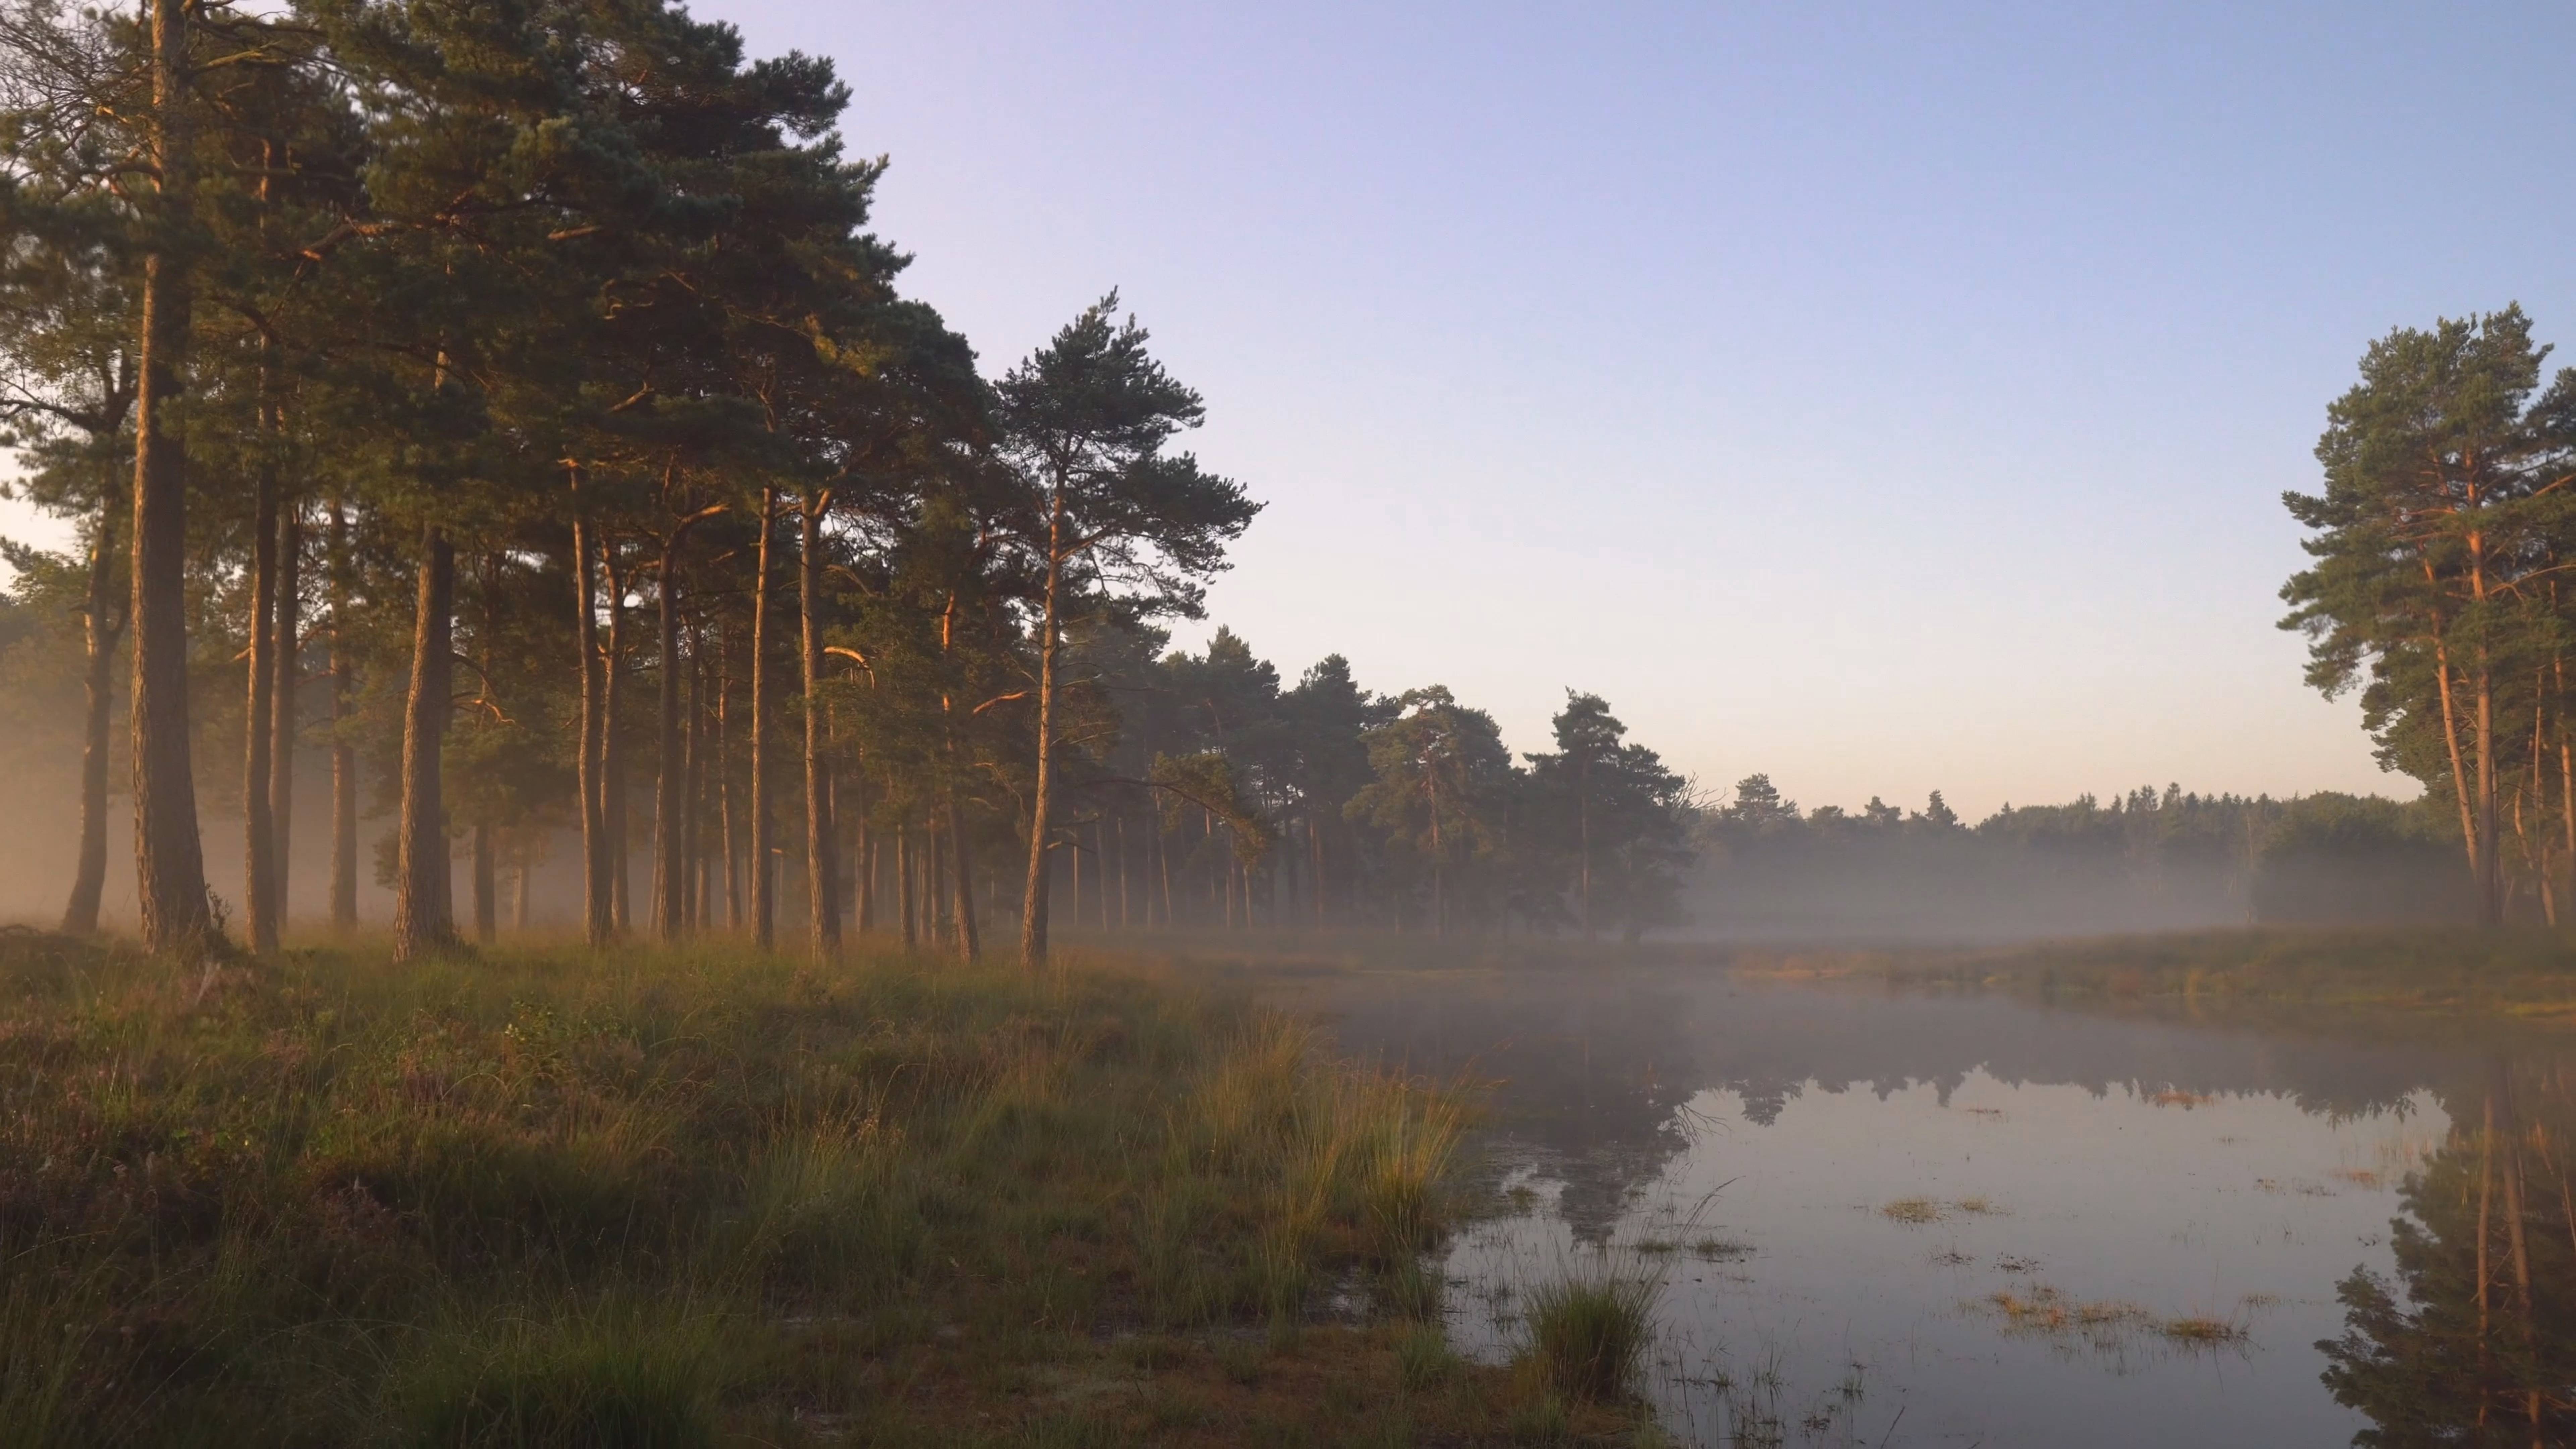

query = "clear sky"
[{"left": 12, "top": 1, "right": 2574, "bottom": 817}]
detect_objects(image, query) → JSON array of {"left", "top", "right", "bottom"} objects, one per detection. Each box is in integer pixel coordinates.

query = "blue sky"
[{"left": 14, "top": 1, "right": 2574, "bottom": 815}]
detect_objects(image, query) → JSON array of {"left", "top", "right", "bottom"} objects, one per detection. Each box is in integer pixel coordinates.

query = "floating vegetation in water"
[
  {"left": 2330, "top": 1167, "right": 2385, "bottom": 1188},
  {"left": 1982, "top": 1286, "right": 2251, "bottom": 1352},
  {"left": 2149, "top": 1089, "right": 2215, "bottom": 1108},
  {"left": 1689, "top": 1236, "right": 1754, "bottom": 1260},
  {"left": 1881, "top": 1196, "right": 2002, "bottom": 1224},
  {"left": 1994, "top": 1254, "right": 2040, "bottom": 1273},
  {"left": 2159, "top": 1316, "right": 2249, "bottom": 1344}
]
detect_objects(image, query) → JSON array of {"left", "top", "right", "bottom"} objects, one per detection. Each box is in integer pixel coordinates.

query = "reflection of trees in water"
[
  {"left": 2323, "top": 1062, "right": 2576, "bottom": 1448},
  {"left": 1311, "top": 971, "right": 2511, "bottom": 1242}
]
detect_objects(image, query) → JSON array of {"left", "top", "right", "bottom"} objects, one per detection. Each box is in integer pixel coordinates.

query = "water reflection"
[
  {"left": 1282, "top": 967, "right": 2572, "bottom": 1447},
  {"left": 2321, "top": 1062, "right": 2576, "bottom": 1447}
]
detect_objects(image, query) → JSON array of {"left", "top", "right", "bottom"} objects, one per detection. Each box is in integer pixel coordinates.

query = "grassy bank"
[
  {"left": 1731, "top": 926, "right": 2576, "bottom": 1025},
  {"left": 0, "top": 928, "right": 1641, "bottom": 1447}
]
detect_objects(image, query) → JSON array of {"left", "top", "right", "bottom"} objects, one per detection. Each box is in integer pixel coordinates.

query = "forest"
[
  {"left": 0, "top": 0, "right": 1715, "bottom": 961},
  {"left": 1, "top": 0, "right": 2565, "bottom": 964}
]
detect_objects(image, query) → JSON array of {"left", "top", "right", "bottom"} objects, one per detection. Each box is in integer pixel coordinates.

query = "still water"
[{"left": 1295, "top": 967, "right": 2573, "bottom": 1448}]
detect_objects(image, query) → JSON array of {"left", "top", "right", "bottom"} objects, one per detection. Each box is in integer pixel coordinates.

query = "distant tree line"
[
  {"left": 1694, "top": 777, "right": 2470, "bottom": 935},
  {"left": 0, "top": 0, "right": 1697, "bottom": 961}
]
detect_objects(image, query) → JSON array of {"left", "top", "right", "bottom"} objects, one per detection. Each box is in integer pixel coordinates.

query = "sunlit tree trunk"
[
  {"left": 1020, "top": 492, "right": 1065, "bottom": 968},
  {"left": 328, "top": 499, "right": 358, "bottom": 930},
  {"left": 244, "top": 434, "right": 277, "bottom": 952},
  {"left": 652, "top": 535, "right": 688, "bottom": 941},
  {"left": 271, "top": 502, "right": 301, "bottom": 926},
  {"left": 748, "top": 489, "right": 778, "bottom": 949},
  {"left": 243, "top": 150, "right": 284, "bottom": 955},
  {"left": 129, "top": 0, "right": 211, "bottom": 960},
  {"left": 391, "top": 525, "right": 455, "bottom": 960},
  {"left": 602, "top": 547, "right": 630, "bottom": 933},
  {"left": 572, "top": 507, "right": 612, "bottom": 948},
  {"left": 63, "top": 497, "right": 121, "bottom": 935},
  {"left": 799, "top": 497, "right": 838, "bottom": 959}
]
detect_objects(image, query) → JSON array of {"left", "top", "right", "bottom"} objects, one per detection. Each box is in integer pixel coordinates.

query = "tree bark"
[
  {"left": 391, "top": 525, "right": 455, "bottom": 959},
  {"left": 684, "top": 627, "right": 705, "bottom": 933},
  {"left": 719, "top": 628, "right": 741, "bottom": 931},
  {"left": 328, "top": 498, "right": 357, "bottom": 930},
  {"left": 748, "top": 488, "right": 777, "bottom": 949},
  {"left": 63, "top": 498, "right": 121, "bottom": 934},
  {"left": 1020, "top": 496, "right": 1064, "bottom": 969},
  {"left": 950, "top": 790, "right": 980, "bottom": 960},
  {"left": 2477, "top": 659, "right": 2503, "bottom": 926},
  {"left": 652, "top": 535, "right": 687, "bottom": 940},
  {"left": 572, "top": 508, "right": 612, "bottom": 948},
  {"left": 129, "top": 0, "right": 211, "bottom": 960},
  {"left": 271, "top": 502, "right": 301, "bottom": 926},
  {"left": 243, "top": 407, "right": 279, "bottom": 953},
  {"left": 602, "top": 547, "right": 630, "bottom": 933},
  {"left": 799, "top": 498, "right": 838, "bottom": 959},
  {"left": 897, "top": 814, "right": 917, "bottom": 950}
]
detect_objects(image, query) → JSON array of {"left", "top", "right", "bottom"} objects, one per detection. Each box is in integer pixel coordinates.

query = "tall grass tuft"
[{"left": 1519, "top": 1261, "right": 1662, "bottom": 1402}]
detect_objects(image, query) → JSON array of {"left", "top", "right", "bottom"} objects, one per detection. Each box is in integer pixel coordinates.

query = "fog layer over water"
[{"left": 1293, "top": 968, "right": 2554, "bottom": 1448}]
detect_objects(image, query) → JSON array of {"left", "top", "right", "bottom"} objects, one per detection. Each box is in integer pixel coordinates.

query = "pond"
[{"left": 1290, "top": 965, "right": 2576, "bottom": 1448}]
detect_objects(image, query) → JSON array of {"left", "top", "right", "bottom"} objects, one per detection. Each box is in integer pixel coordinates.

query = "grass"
[
  {"left": 1517, "top": 1262, "right": 1662, "bottom": 1403},
  {"left": 0, "top": 927, "right": 1634, "bottom": 1447}
]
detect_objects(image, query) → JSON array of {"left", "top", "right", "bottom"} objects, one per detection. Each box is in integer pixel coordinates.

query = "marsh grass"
[
  {"left": 0, "top": 930, "right": 1590, "bottom": 1446},
  {"left": 1518, "top": 1258, "right": 1663, "bottom": 1403},
  {"left": 1985, "top": 1285, "right": 2252, "bottom": 1354}
]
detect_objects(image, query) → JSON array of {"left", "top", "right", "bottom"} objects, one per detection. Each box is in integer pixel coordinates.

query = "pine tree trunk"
[
  {"left": 950, "top": 790, "right": 980, "bottom": 960},
  {"left": 653, "top": 536, "right": 686, "bottom": 940},
  {"left": 129, "top": 0, "right": 211, "bottom": 961},
  {"left": 799, "top": 499, "right": 838, "bottom": 959},
  {"left": 719, "top": 634, "right": 742, "bottom": 932},
  {"left": 244, "top": 417, "right": 279, "bottom": 953},
  {"left": 391, "top": 525, "right": 455, "bottom": 960},
  {"left": 748, "top": 489, "right": 777, "bottom": 949},
  {"left": 573, "top": 511, "right": 612, "bottom": 948},
  {"left": 897, "top": 815, "right": 916, "bottom": 950},
  {"left": 271, "top": 503, "right": 301, "bottom": 926},
  {"left": 603, "top": 549, "right": 630, "bottom": 933},
  {"left": 471, "top": 822, "right": 495, "bottom": 944},
  {"left": 2478, "top": 659, "right": 2503, "bottom": 926},
  {"left": 1020, "top": 499, "right": 1064, "bottom": 969},
  {"left": 63, "top": 498, "right": 120, "bottom": 935},
  {"left": 684, "top": 631, "right": 704, "bottom": 933},
  {"left": 856, "top": 806, "right": 874, "bottom": 934},
  {"left": 328, "top": 499, "right": 358, "bottom": 930},
  {"left": 514, "top": 858, "right": 530, "bottom": 931}
]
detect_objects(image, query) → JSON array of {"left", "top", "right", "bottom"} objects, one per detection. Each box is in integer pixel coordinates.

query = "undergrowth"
[{"left": 0, "top": 929, "right": 1633, "bottom": 1446}]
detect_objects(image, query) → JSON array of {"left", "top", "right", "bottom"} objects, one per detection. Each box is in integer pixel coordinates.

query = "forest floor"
[{"left": 0, "top": 927, "right": 1654, "bottom": 1448}]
